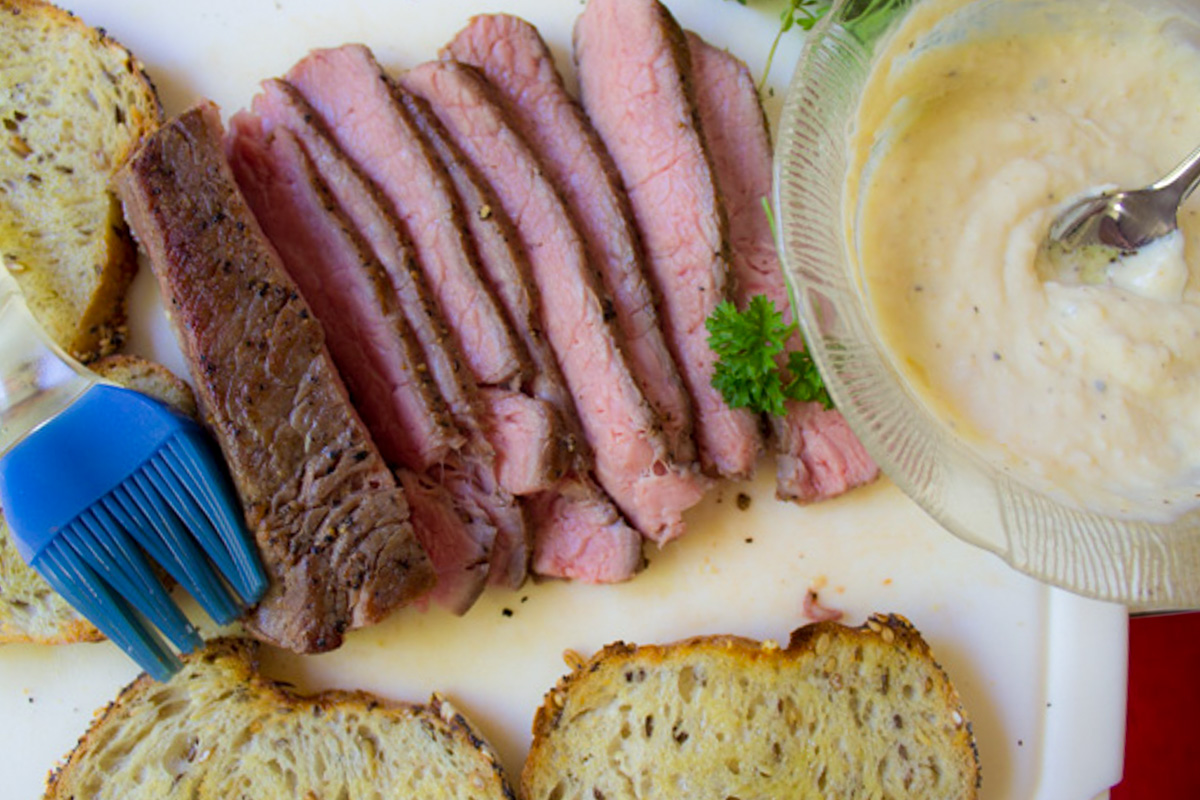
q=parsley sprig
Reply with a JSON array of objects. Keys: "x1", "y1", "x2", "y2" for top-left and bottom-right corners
[{"x1": 706, "y1": 295, "x2": 832, "y2": 417}]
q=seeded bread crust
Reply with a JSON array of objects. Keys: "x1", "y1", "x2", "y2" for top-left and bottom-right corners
[
  {"x1": 0, "y1": 0, "x2": 162, "y2": 362},
  {"x1": 44, "y1": 637, "x2": 519, "y2": 800},
  {"x1": 523, "y1": 614, "x2": 981, "y2": 800},
  {"x1": 0, "y1": 356, "x2": 195, "y2": 645}
]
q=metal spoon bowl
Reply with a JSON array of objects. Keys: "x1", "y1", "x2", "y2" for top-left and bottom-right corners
[{"x1": 1041, "y1": 144, "x2": 1200, "y2": 284}]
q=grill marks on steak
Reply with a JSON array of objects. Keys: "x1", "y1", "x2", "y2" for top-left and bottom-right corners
[
  {"x1": 226, "y1": 111, "x2": 503, "y2": 612},
  {"x1": 685, "y1": 32, "x2": 879, "y2": 503},
  {"x1": 237, "y1": 76, "x2": 531, "y2": 604},
  {"x1": 445, "y1": 14, "x2": 697, "y2": 466},
  {"x1": 114, "y1": 101, "x2": 434, "y2": 653},
  {"x1": 574, "y1": 0, "x2": 763, "y2": 480},
  {"x1": 399, "y1": 59, "x2": 710, "y2": 546}
]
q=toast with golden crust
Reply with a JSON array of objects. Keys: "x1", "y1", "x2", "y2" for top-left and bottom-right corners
[
  {"x1": 523, "y1": 614, "x2": 981, "y2": 799},
  {"x1": 0, "y1": 0, "x2": 161, "y2": 362},
  {"x1": 45, "y1": 637, "x2": 519, "y2": 800},
  {"x1": 0, "y1": 355, "x2": 195, "y2": 645}
]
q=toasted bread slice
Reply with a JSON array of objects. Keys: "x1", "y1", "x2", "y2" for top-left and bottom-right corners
[
  {"x1": 0, "y1": 0, "x2": 161, "y2": 361},
  {"x1": 0, "y1": 355, "x2": 194, "y2": 645},
  {"x1": 44, "y1": 637, "x2": 519, "y2": 800},
  {"x1": 523, "y1": 614, "x2": 980, "y2": 799}
]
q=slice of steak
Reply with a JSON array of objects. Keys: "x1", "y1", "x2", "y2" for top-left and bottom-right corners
[
  {"x1": 686, "y1": 31, "x2": 879, "y2": 503},
  {"x1": 114, "y1": 101, "x2": 434, "y2": 653},
  {"x1": 285, "y1": 44, "x2": 525, "y2": 391},
  {"x1": 226, "y1": 115, "x2": 496, "y2": 613},
  {"x1": 773, "y1": 401, "x2": 881, "y2": 503},
  {"x1": 523, "y1": 487, "x2": 644, "y2": 583},
  {"x1": 574, "y1": 0, "x2": 763, "y2": 479},
  {"x1": 251, "y1": 79, "x2": 469, "y2": 429},
  {"x1": 399, "y1": 60, "x2": 710, "y2": 545},
  {"x1": 285, "y1": 48, "x2": 556, "y2": 587},
  {"x1": 397, "y1": 469, "x2": 491, "y2": 612},
  {"x1": 397, "y1": 86, "x2": 577, "y2": 483},
  {"x1": 246, "y1": 76, "x2": 534, "y2": 590},
  {"x1": 400, "y1": 78, "x2": 645, "y2": 581},
  {"x1": 480, "y1": 387, "x2": 566, "y2": 496},
  {"x1": 445, "y1": 14, "x2": 697, "y2": 465},
  {"x1": 227, "y1": 113, "x2": 459, "y2": 473}
]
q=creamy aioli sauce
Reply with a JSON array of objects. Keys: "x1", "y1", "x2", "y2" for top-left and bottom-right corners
[{"x1": 848, "y1": 0, "x2": 1200, "y2": 520}]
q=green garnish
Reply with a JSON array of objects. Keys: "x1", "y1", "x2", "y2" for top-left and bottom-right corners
[
  {"x1": 730, "y1": 0, "x2": 833, "y2": 90},
  {"x1": 706, "y1": 294, "x2": 833, "y2": 417}
]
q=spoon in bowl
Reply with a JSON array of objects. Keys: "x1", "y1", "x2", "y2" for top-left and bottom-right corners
[{"x1": 1040, "y1": 144, "x2": 1200, "y2": 286}]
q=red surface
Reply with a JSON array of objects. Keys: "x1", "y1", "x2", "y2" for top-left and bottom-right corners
[{"x1": 1109, "y1": 611, "x2": 1200, "y2": 800}]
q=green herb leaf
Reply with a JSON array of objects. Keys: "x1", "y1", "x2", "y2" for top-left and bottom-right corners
[
  {"x1": 783, "y1": 348, "x2": 833, "y2": 409},
  {"x1": 727, "y1": 0, "x2": 832, "y2": 92},
  {"x1": 706, "y1": 294, "x2": 833, "y2": 417}
]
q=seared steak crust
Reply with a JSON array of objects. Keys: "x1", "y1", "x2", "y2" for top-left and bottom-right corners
[
  {"x1": 227, "y1": 113, "x2": 507, "y2": 613},
  {"x1": 115, "y1": 102, "x2": 434, "y2": 653},
  {"x1": 227, "y1": 116, "x2": 460, "y2": 472},
  {"x1": 240, "y1": 75, "x2": 531, "y2": 601}
]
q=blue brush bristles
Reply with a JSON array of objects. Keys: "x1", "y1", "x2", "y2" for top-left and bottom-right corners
[{"x1": 0, "y1": 385, "x2": 268, "y2": 682}]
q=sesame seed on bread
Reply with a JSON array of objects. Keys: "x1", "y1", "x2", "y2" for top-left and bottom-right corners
[
  {"x1": 44, "y1": 637, "x2": 519, "y2": 800},
  {"x1": 522, "y1": 614, "x2": 981, "y2": 799},
  {"x1": 0, "y1": 0, "x2": 161, "y2": 362}
]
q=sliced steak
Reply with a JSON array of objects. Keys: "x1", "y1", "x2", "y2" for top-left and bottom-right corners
[
  {"x1": 242, "y1": 76, "x2": 532, "y2": 595},
  {"x1": 285, "y1": 45, "x2": 525, "y2": 390},
  {"x1": 686, "y1": 31, "x2": 879, "y2": 502},
  {"x1": 574, "y1": 0, "x2": 763, "y2": 479},
  {"x1": 226, "y1": 114, "x2": 497, "y2": 612},
  {"x1": 524, "y1": 487, "x2": 643, "y2": 583},
  {"x1": 250, "y1": 79, "x2": 471, "y2": 430},
  {"x1": 400, "y1": 76, "x2": 644, "y2": 580},
  {"x1": 396, "y1": 86, "x2": 577, "y2": 481},
  {"x1": 396, "y1": 469, "x2": 491, "y2": 612},
  {"x1": 445, "y1": 14, "x2": 697, "y2": 464},
  {"x1": 773, "y1": 401, "x2": 881, "y2": 503},
  {"x1": 399, "y1": 59, "x2": 710, "y2": 545},
  {"x1": 226, "y1": 114, "x2": 459, "y2": 472},
  {"x1": 480, "y1": 387, "x2": 566, "y2": 495},
  {"x1": 114, "y1": 101, "x2": 434, "y2": 652}
]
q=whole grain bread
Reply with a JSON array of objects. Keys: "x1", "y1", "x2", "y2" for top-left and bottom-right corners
[
  {"x1": 0, "y1": 355, "x2": 195, "y2": 645},
  {"x1": 0, "y1": 0, "x2": 161, "y2": 362},
  {"x1": 44, "y1": 637, "x2": 519, "y2": 800},
  {"x1": 522, "y1": 614, "x2": 980, "y2": 799}
]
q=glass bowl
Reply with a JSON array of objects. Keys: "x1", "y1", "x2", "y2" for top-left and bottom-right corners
[{"x1": 773, "y1": 0, "x2": 1200, "y2": 611}]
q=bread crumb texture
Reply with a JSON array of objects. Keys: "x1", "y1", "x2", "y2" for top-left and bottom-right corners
[
  {"x1": 523, "y1": 614, "x2": 981, "y2": 800},
  {"x1": 0, "y1": 0, "x2": 161, "y2": 361},
  {"x1": 44, "y1": 638, "x2": 519, "y2": 800}
]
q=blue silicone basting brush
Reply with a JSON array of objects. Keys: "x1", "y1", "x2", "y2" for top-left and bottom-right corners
[{"x1": 0, "y1": 264, "x2": 268, "y2": 680}]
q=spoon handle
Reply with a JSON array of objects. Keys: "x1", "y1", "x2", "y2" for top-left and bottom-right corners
[{"x1": 1150, "y1": 144, "x2": 1200, "y2": 207}]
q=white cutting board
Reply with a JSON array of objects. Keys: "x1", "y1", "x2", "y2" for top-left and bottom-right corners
[{"x1": 0, "y1": 2, "x2": 1127, "y2": 798}]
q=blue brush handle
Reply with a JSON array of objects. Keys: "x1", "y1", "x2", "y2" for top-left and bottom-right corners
[
  {"x1": 0, "y1": 384, "x2": 198, "y2": 563},
  {"x1": 0, "y1": 264, "x2": 97, "y2": 456}
]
